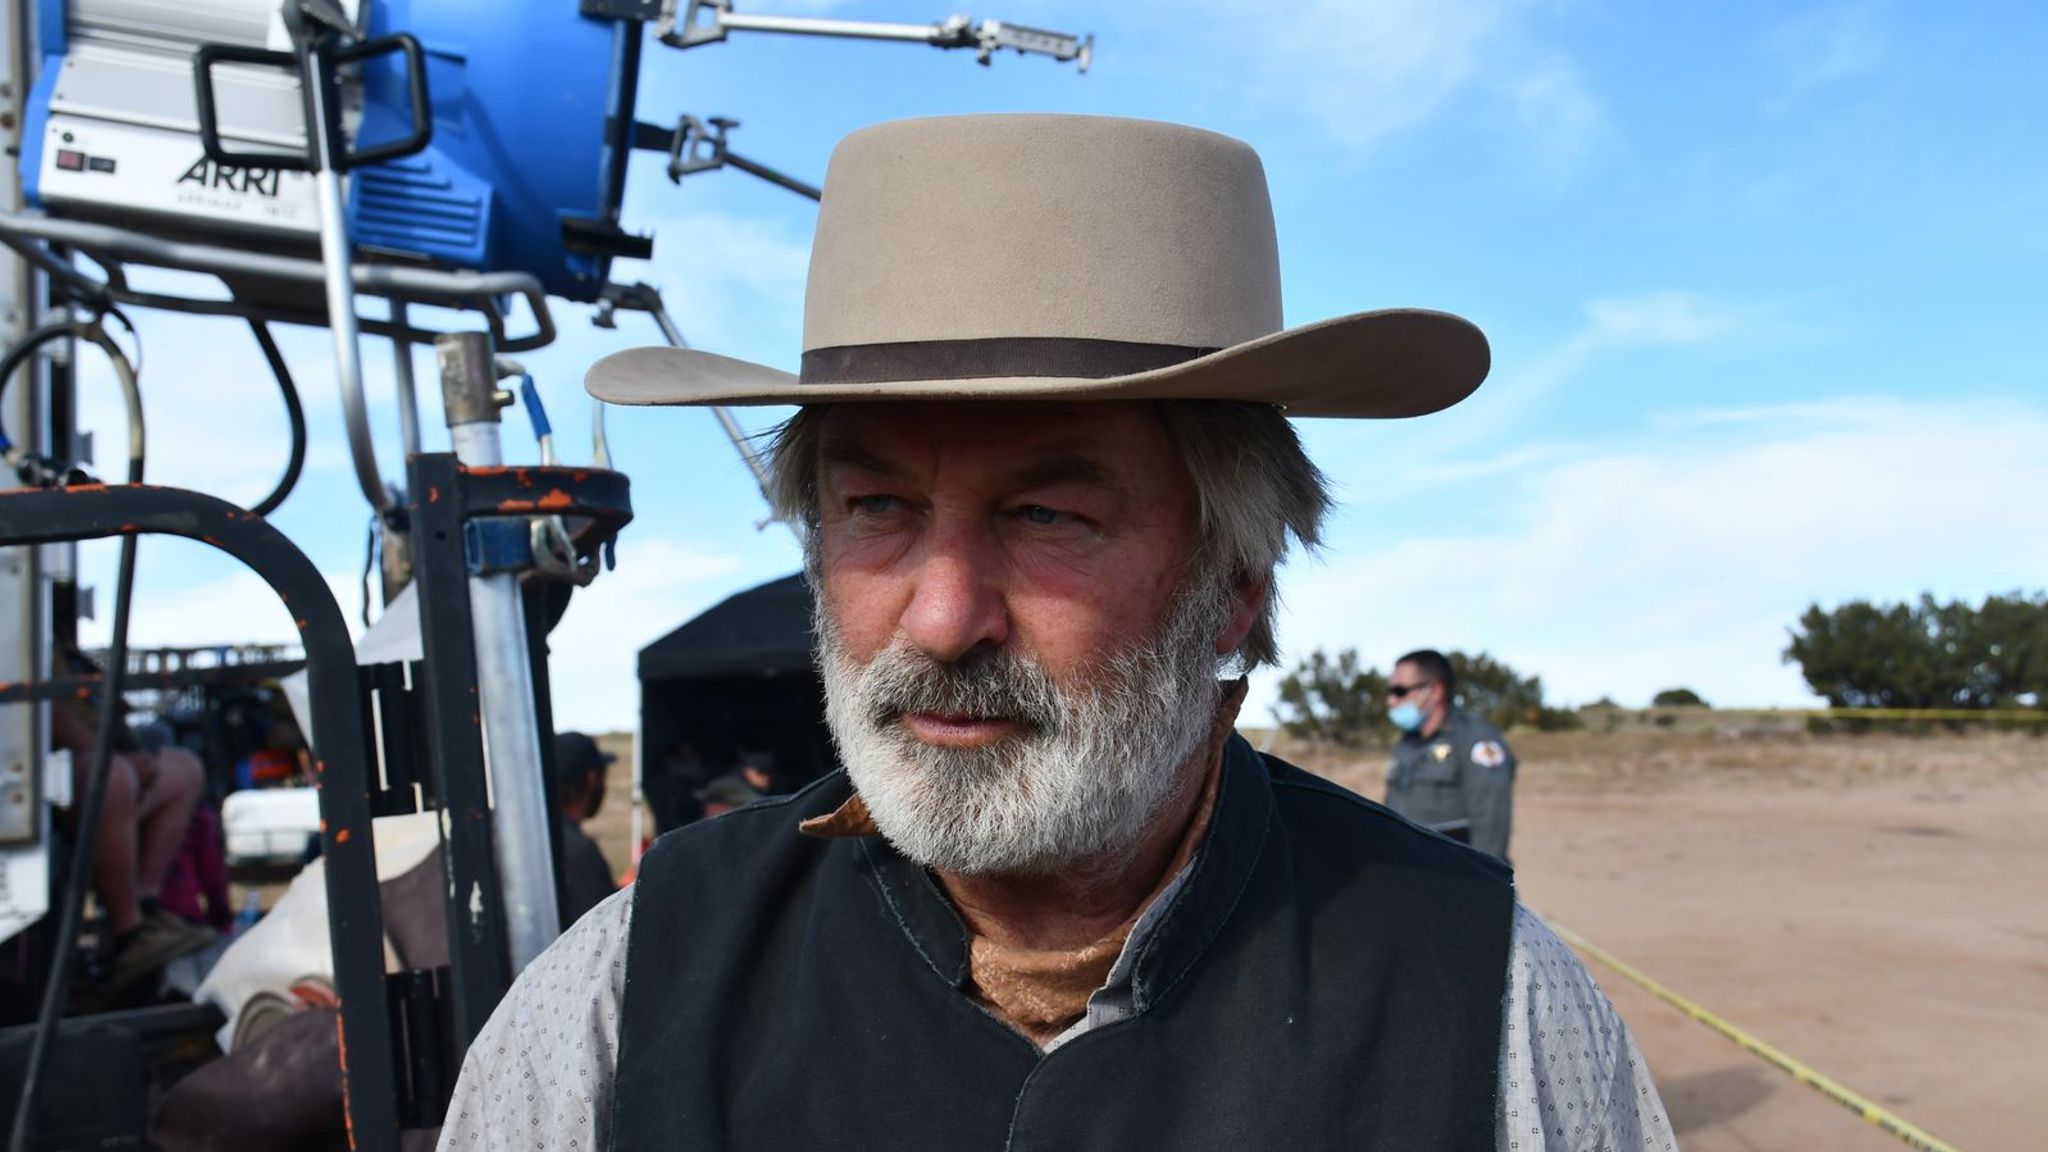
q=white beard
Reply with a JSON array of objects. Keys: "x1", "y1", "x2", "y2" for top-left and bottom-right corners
[{"x1": 817, "y1": 577, "x2": 1233, "y2": 876}]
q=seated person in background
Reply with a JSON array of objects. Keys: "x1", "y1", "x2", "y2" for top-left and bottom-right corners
[
  {"x1": 51, "y1": 701, "x2": 215, "y2": 987},
  {"x1": 652, "y1": 740, "x2": 708, "y2": 832},
  {"x1": 554, "y1": 731, "x2": 619, "y2": 926},
  {"x1": 238, "y1": 717, "x2": 311, "y2": 789},
  {"x1": 131, "y1": 723, "x2": 232, "y2": 933},
  {"x1": 159, "y1": 806, "x2": 231, "y2": 932},
  {"x1": 738, "y1": 751, "x2": 780, "y2": 796},
  {"x1": 694, "y1": 774, "x2": 764, "y2": 819}
]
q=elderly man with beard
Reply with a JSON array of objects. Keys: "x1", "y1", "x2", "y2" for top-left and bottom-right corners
[{"x1": 439, "y1": 115, "x2": 1672, "y2": 1152}]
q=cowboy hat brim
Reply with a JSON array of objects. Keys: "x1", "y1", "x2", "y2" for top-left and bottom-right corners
[{"x1": 584, "y1": 308, "x2": 1488, "y2": 420}]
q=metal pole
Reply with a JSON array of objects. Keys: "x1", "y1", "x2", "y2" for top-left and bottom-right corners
[
  {"x1": 391, "y1": 300, "x2": 422, "y2": 458},
  {"x1": 713, "y1": 12, "x2": 956, "y2": 42},
  {"x1": 435, "y1": 332, "x2": 560, "y2": 972},
  {"x1": 721, "y1": 150, "x2": 822, "y2": 201},
  {"x1": 382, "y1": 305, "x2": 422, "y2": 604},
  {"x1": 302, "y1": 44, "x2": 391, "y2": 513},
  {"x1": 0, "y1": 0, "x2": 51, "y2": 944}
]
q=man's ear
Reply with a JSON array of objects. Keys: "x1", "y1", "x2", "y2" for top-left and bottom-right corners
[{"x1": 1214, "y1": 571, "x2": 1269, "y2": 657}]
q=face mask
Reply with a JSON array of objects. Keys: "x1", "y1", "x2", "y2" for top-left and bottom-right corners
[{"x1": 1389, "y1": 702, "x2": 1425, "y2": 732}]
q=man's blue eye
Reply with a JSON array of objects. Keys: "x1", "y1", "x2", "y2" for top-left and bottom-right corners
[{"x1": 1019, "y1": 505, "x2": 1062, "y2": 525}]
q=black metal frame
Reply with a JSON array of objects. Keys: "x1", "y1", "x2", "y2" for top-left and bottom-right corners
[
  {"x1": 0, "y1": 456, "x2": 630, "y2": 1144},
  {"x1": 405, "y1": 453, "x2": 510, "y2": 1051},
  {"x1": 0, "y1": 483, "x2": 400, "y2": 1147},
  {"x1": 0, "y1": 660, "x2": 305, "y2": 705}
]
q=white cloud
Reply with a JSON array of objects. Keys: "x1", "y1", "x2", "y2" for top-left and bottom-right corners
[
  {"x1": 1515, "y1": 291, "x2": 1743, "y2": 399},
  {"x1": 542, "y1": 536, "x2": 750, "y2": 731},
  {"x1": 1767, "y1": 5, "x2": 1887, "y2": 97},
  {"x1": 1370, "y1": 290, "x2": 1750, "y2": 475},
  {"x1": 1239, "y1": 0, "x2": 1604, "y2": 168},
  {"x1": 1498, "y1": 52, "x2": 1605, "y2": 177},
  {"x1": 1257, "y1": 395, "x2": 2048, "y2": 716},
  {"x1": 1579, "y1": 291, "x2": 1744, "y2": 346},
  {"x1": 1408, "y1": 441, "x2": 1576, "y2": 486},
  {"x1": 76, "y1": 554, "x2": 364, "y2": 651},
  {"x1": 615, "y1": 210, "x2": 812, "y2": 370}
]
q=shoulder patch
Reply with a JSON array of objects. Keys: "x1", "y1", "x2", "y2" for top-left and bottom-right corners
[
  {"x1": 1431, "y1": 743, "x2": 1452, "y2": 761},
  {"x1": 1470, "y1": 740, "x2": 1508, "y2": 768}
]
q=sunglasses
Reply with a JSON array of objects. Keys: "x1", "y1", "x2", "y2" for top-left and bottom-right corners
[{"x1": 1385, "y1": 682, "x2": 1434, "y2": 699}]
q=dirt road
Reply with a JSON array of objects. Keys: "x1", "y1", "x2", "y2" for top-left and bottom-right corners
[{"x1": 1319, "y1": 731, "x2": 2048, "y2": 1152}]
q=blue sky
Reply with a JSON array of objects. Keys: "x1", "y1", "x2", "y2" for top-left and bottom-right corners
[{"x1": 72, "y1": 0, "x2": 2048, "y2": 731}]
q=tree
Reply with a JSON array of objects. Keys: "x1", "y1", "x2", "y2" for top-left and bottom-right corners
[
  {"x1": 1651, "y1": 688, "x2": 1709, "y2": 708},
  {"x1": 1784, "y1": 592, "x2": 2048, "y2": 710},
  {"x1": 1271, "y1": 649, "x2": 1388, "y2": 745},
  {"x1": 1271, "y1": 647, "x2": 1580, "y2": 741},
  {"x1": 1947, "y1": 593, "x2": 2048, "y2": 707},
  {"x1": 1448, "y1": 650, "x2": 1582, "y2": 731},
  {"x1": 1447, "y1": 651, "x2": 1539, "y2": 730}
]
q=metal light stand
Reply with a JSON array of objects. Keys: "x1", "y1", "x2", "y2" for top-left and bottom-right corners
[{"x1": 432, "y1": 333, "x2": 561, "y2": 974}]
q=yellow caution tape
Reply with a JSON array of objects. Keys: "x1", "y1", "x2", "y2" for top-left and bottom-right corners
[
  {"x1": 1543, "y1": 918, "x2": 1965, "y2": 1152},
  {"x1": 1813, "y1": 708, "x2": 2046, "y2": 721},
  {"x1": 1635, "y1": 706, "x2": 2048, "y2": 722}
]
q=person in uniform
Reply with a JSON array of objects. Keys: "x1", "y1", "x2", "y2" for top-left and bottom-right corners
[
  {"x1": 552, "y1": 731, "x2": 619, "y2": 925},
  {"x1": 1384, "y1": 648, "x2": 1518, "y2": 862},
  {"x1": 437, "y1": 114, "x2": 1669, "y2": 1152}
]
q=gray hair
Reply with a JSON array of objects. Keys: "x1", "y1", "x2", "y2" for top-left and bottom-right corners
[{"x1": 763, "y1": 400, "x2": 1330, "y2": 669}]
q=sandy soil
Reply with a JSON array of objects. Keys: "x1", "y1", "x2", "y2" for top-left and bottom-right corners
[
  {"x1": 1309, "y1": 730, "x2": 2048, "y2": 1152},
  {"x1": 588, "y1": 731, "x2": 638, "y2": 877},
  {"x1": 217, "y1": 721, "x2": 2047, "y2": 1152}
]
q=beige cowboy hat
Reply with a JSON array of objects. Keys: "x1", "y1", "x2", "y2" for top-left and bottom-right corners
[{"x1": 586, "y1": 114, "x2": 1488, "y2": 418}]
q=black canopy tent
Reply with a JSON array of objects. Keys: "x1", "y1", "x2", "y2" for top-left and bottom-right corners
[{"x1": 636, "y1": 574, "x2": 835, "y2": 831}]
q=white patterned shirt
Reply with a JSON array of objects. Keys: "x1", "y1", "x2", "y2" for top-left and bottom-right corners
[{"x1": 438, "y1": 888, "x2": 1672, "y2": 1151}]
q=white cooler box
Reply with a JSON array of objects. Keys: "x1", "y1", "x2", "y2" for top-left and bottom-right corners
[{"x1": 222, "y1": 787, "x2": 323, "y2": 866}]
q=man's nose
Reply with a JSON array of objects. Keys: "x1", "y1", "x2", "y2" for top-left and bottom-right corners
[{"x1": 898, "y1": 521, "x2": 1009, "y2": 663}]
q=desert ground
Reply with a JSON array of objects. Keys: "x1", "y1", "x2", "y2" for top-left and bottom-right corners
[
  {"x1": 1304, "y1": 727, "x2": 2047, "y2": 1152},
  {"x1": 585, "y1": 726, "x2": 2045, "y2": 1151}
]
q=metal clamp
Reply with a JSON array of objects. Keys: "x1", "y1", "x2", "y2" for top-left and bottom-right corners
[
  {"x1": 655, "y1": 0, "x2": 1092, "y2": 71},
  {"x1": 665, "y1": 114, "x2": 733, "y2": 181},
  {"x1": 528, "y1": 516, "x2": 598, "y2": 585},
  {"x1": 638, "y1": 115, "x2": 821, "y2": 201}
]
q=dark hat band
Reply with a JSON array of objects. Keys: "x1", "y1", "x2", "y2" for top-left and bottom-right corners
[{"x1": 800, "y1": 336, "x2": 1220, "y2": 385}]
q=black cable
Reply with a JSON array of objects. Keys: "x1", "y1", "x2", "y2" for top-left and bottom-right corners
[
  {"x1": 0, "y1": 320, "x2": 90, "y2": 468},
  {"x1": 362, "y1": 513, "x2": 378, "y2": 628},
  {"x1": 95, "y1": 306, "x2": 141, "y2": 384},
  {"x1": 7, "y1": 518, "x2": 139, "y2": 1152},
  {"x1": 245, "y1": 321, "x2": 307, "y2": 518},
  {"x1": 0, "y1": 316, "x2": 143, "y2": 485},
  {"x1": 4, "y1": 311, "x2": 144, "y2": 1149}
]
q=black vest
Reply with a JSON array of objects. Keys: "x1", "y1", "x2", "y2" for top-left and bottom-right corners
[{"x1": 613, "y1": 736, "x2": 1514, "y2": 1151}]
